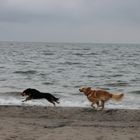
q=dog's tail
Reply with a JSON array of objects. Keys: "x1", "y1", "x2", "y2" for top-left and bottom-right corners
[{"x1": 111, "y1": 93, "x2": 124, "y2": 101}]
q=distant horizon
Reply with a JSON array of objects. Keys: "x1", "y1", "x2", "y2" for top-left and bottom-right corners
[{"x1": 0, "y1": 40, "x2": 140, "y2": 45}]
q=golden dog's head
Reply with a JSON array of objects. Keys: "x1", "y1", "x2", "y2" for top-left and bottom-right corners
[{"x1": 79, "y1": 87, "x2": 92, "y2": 96}]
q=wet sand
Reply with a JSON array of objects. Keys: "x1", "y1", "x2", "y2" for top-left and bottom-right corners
[{"x1": 0, "y1": 105, "x2": 139, "y2": 140}]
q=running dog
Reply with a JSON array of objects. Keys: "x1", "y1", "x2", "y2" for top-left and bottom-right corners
[
  {"x1": 21, "y1": 88, "x2": 59, "y2": 106},
  {"x1": 79, "y1": 87, "x2": 124, "y2": 110}
]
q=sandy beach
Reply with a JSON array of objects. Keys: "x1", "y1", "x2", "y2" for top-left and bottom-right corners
[{"x1": 0, "y1": 106, "x2": 139, "y2": 140}]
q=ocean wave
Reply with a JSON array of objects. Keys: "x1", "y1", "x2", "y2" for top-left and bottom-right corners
[
  {"x1": 14, "y1": 70, "x2": 37, "y2": 75},
  {"x1": 43, "y1": 52, "x2": 54, "y2": 56},
  {"x1": 0, "y1": 92, "x2": 20, "y2": 96},
  {"x1": 59, "y1": 61, "x2": 84, "y2": 65},
  {"x1": 129, "y1": 90, "x2": 140, "y2": 94},
  {"x1": 0, "y1": 78, "x2": 6, "y2": 81},
  {"x1": 42, "y1": 82, "x2": 54, "y2": 85},
  {"x1": 72, "y1": 52, "x2": 99, "y2": 56},
  {"x1": 72, "y1": 53, "x2": 85, "y2": 56},
  {"x1": 104, "y1": 81, "x2": 129, "y2": 87}
]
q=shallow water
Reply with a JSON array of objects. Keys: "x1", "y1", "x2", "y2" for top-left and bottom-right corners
[{"x1": 0, "y1": 42, "x2": 140, "y2": 109}]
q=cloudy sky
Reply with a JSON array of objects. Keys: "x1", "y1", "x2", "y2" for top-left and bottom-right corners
[{"x1": 0, "y1": 0, "x2": 140, "y2": 43}]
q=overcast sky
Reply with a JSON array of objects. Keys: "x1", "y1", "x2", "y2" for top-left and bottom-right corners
[{"x1": 0, "y1": 0, "x2": 140, "y2": 43}]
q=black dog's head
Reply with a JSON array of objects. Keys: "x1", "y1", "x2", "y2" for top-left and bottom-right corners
[
  {"x1": 21, "y1": 88, "x2": 32, "y2": 96},
  {"x1": 21, "y1": 88, "x2": 40, "y2": 96}
]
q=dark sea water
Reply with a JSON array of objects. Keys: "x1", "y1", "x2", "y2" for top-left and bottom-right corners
[{"x1": 0, "y1": 42, "x2": 140, "y2": 109}]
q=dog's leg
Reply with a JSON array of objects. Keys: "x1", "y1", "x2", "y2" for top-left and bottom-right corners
[
  {"x1": 101, "y1": 100, "x2": 105, "y2": 110},
  {"x1": 47, "y1": 100, "x2": 56, "y2": 106},
  {"x1": 91, "y1": 100, "x2": 98, "y2": 109},
  {"x1": 96, "y1": 101, "x2": 100, "y2": 109},
  {"x1": 91, "y1": 103, "x2": 96, "y2": 109},
  {"x1": 22, "y1": 96, "x2": 32, "y2": 102},
  {"x1": 52, "y1": 102, "x2": 56, "y2": 106},
  {"x1": 98, "y1": 101, "x2": 102, "y2": 107}
]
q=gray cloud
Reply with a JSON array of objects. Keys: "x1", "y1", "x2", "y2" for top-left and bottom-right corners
[{"x1": 0, "y1": 0, "x2": 140, "y2": 43}]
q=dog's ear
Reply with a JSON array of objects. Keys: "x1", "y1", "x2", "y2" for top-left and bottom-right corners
[{"x1": 86, "y1": 87, "x2": 91, "y2": 91}]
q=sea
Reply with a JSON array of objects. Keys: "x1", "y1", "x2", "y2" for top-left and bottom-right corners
[{"x1": 0, "y1": 41, "x2": 140, "y2": 109}]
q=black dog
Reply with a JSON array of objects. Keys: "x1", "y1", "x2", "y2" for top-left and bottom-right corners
[{"x1": 21, "y1": 88, "x2": 59, "y2": 106}]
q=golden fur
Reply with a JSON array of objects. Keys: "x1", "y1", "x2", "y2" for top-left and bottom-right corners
[{"x1": 79, "y1": 87, "x2": 124, "y2": 110}]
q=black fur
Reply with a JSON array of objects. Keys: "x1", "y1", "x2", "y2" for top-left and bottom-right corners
[{"x1": 21, "y1": 88, "x2": 59, "y2": 106}]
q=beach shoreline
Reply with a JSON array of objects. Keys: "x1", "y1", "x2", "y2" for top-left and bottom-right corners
[{"x1": 0, "y1": 105, "x2": 139, "y2": 140}]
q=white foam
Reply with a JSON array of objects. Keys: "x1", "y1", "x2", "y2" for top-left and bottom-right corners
[{"x1": 0, "y1": 93, "x2": 139, "y2": 109}]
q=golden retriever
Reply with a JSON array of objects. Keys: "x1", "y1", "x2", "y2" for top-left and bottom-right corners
[{"x1": 79, "y1": 87, "x2": 124, "y2": 110}]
